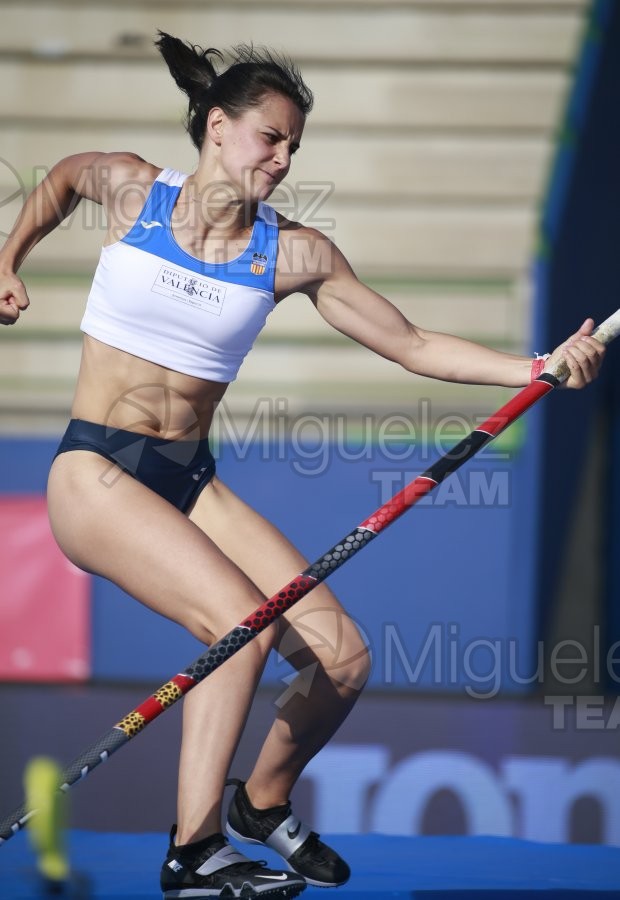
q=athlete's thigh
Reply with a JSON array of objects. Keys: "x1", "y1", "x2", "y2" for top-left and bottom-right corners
[
  {"x1": 47, "y1": 451, "x2": 267, "y2": 642},
  {"x1": 189, "y1": 476, "x2": 369, "y2": 682}
]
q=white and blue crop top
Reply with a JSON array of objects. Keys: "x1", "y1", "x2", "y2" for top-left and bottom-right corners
[{"x1": 80, "y1": 168, "x2": 279, "y2": 382}]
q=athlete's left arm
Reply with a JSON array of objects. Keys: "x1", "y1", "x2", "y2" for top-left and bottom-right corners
[{"x1": 305, "y1": 233, "x2": 605, "y2": 390}]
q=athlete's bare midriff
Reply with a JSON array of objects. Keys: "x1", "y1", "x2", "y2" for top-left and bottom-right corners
[{"x1": 71, "y1": 335, "x2": 229, "y2": 440}]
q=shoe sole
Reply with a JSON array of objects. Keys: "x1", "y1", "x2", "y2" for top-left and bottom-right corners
[
  {"x1": 226, "y1": 824, "x2": 348, "y2": 889},
  {"x1": 162, "y1": 884, "x2": 306, "y2": 899}
]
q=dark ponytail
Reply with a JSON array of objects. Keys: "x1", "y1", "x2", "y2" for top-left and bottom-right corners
[{"x1": 155, "y1": 31, "x2": 313, "y2": 152}]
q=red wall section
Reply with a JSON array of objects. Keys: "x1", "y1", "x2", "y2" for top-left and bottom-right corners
[{"x1": 0, "y1": 497, "x2": 90, "y2": 681}]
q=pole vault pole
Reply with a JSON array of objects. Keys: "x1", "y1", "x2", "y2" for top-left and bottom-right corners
[{"x1": 2, "y1": 309, "x2": 619, "y2": 845}]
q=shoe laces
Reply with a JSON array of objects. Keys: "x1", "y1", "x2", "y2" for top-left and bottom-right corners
[
  {"x1": 295, "y1": 830, "x2": 330, "y2": 863},
  {"x1": 229, "y1": 779, "x2": 291, "y2": 835},
  {"x1": 257, "y1": 801, "x2": 292, "y2": 833}
]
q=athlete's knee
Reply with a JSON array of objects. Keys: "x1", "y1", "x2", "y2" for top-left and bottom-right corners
[
  {"x1": 327, "y1": 634, "x2": 371, "y2": 694},
  {"x1": 278, "y1": 609, "x2": 371, "y2": 695}
]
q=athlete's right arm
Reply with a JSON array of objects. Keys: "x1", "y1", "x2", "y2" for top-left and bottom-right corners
[{"x1": 0, "y1": 151, "x2": 153, "y2": 325}]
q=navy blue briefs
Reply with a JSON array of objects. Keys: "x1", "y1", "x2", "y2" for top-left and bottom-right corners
[{"x1": 55, "y1": 418, "x2": 216, "y2": 512}]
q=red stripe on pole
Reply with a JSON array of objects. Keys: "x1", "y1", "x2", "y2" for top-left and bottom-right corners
[
  {"x1": 241, "y1": 576, "x2": 317, "y2": 630},
  {"x1": 134, "y1": 696, "x2": 162, "y2": 724},
  {"x1": 133, "y1": 674, "x2": 196, "y2": 725},
  {"x1": 477, "y1": 379, "x2": 554, "y2": 438},
  {"x1": 171, "y1": 673, "x2": 196, "y2": 694},
  {"x1": 361, "y1": 477, "x2": 437, "y2": 533}
]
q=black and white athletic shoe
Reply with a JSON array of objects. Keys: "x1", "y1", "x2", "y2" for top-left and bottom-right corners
[
  {"x1": 226, "y1": 779, "x2": 350, "y2": 888},
  {"x1": 160, "y1": 827, "x2": 306, "y2": 898}
]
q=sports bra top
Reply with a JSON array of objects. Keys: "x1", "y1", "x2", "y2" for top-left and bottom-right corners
[{"x1": 80, "y1": 167, "x2": 279, "y2": 382}]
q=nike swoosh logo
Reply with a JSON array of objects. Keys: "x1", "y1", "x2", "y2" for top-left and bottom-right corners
[
  {"x1": 140, "y1": 220, "x2": 163, "y2": 229},
  {"x1": 287, "y1": 821, "x2": 301, "y2": 839},
  {"x1": 256, "y1": 874, "x2": 289, "y2": 881}
]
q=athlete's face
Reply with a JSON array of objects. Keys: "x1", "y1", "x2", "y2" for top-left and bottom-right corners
[{"x1": 214, "y1": 93, "x2": 305, "y2": 201}]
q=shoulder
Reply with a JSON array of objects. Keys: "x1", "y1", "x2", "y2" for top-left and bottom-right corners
[
  {"x1": 58, "y1": 151, "x2": 159, "y2": 189},
  {"x1": 274, "y1": 213, "x2": 348, "y2": 296},
  {"x1": 90, "y1": 153, "x2": 161, "y2": 231},
  {"x1": 55, "y1": 151, "x2": 161, "y2": 207},
  {"x1": 276, "y1": 214, "x2": 340, "y2": 274},
  {"x1": 96, "y1": 152, "x2": 161, "y2": 197},
  {"x1": 69, "y1": 152, "x2": 165, "y2": 240}
]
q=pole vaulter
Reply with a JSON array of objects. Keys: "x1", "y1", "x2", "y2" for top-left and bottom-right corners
[{"x1": 2, "y1": 308, "x2": 619, "y2": 845}]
